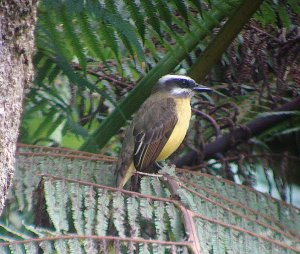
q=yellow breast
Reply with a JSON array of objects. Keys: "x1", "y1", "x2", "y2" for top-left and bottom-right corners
[{"x1": 157, "y1": 98, "x2": 191, "y2": 161}]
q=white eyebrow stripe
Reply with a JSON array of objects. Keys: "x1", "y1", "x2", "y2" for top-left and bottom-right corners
[
  {"x1": 158, "y1": 74, "x2": 194, "y2": 83},
  {"x1": 170, "y1": 87, "x2": 191, "y2": 96}
]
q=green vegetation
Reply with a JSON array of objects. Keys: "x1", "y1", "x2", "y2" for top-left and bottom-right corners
[{"x1": 2, "y1": 0, "x2": 299, "y2": 252}]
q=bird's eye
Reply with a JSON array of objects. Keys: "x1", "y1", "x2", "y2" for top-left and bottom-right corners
[{"x1": 183, "y1": 80, "x2": 189, "y2": 87}]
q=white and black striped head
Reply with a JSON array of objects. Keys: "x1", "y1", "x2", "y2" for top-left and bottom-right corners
[{"x1": 153, "y1": 74, "x2": 211, "y2": 97}]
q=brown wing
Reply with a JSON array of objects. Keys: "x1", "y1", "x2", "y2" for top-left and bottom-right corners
[
  {"x1": 114, "y1": 123, "x2": 135, "y2": 187},
  {"x1": 132, "y1": 97, "x2": 178, "y2": 171}
]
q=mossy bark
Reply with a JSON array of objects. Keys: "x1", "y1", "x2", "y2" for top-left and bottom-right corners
[{"x1": 0, "y1": 0, "x2": 37, "y2": 214}]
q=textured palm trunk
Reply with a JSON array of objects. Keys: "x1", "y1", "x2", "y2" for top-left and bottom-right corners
[{"x1": 0, "y1": 0, "x2": 37, "y2": 214}]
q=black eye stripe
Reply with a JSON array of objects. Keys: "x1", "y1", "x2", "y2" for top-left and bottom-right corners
[{"x1": 166, "y1": 79, "x2": 194, "y2": 86}]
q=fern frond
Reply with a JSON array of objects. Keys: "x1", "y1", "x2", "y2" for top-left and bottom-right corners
[
  {"x1": 31, "y1": 109, "x2": 58, "y2": 141},
  {"x1": 65, "y1": 117, "x2": 90, "y2": 138},
  {"x1": 67, "y1": 238, "x2": 83, "y2": 254},
  {"x1": 38, "y1": 9, "x2": 72, "y2": 61},
  {"x1": 140, "y1": 197, "x2": 153, "y2": 221},
  {"x1": 83, "y1": 186, "x2": 96, "y2": 235},
  {"x1": 177, "y1": 188, "x2": 197, "y2": 211},
  {"x1": 48, "y1": 65, "x2": 61, "y2": 83},
  {"x1": 141, "y1": 1, "x2": 161, "y2": 36},
  {"x1": 150, "y1": 177, "x2": 166, "y2": 198},
  {"x1": 172, "y1": 0, "x2": 189, "y2": 25},
  {"x1": 127, "y1": 197, "x2": 140, "y2": 237},
  {"x1": 44, "y1": 180, "x2": 69, "y2": 232},
  {"x1": 287, "y1": 0, "x2": 300, "y2": 16},
  {"x1": 96, "y1": 189, "x2": 110, "y2": 236},
  {"x1": 101, "y1": 9, "x2": 145, "y2": 62},
  {"x1": 82, "y1": 0, "x2": 239, "y2": 151},
  {"x1": 98, "y1": 21, "x2": 120, "y2": 60},
  {"x1": 154, "y1": 0, "x2": 173, "y2": 28},
  {"x1": 1, "y1": 146, "x2": 300, "y2": 253},
  {"x1": 78, "y1": 10, "x2": 106, "y2": 62},
  {"x1": 54, "y1": 239, "x2": 67, "y2": 253},
  {"x1": 35, "y1": 58, "x2": 56, "y2": 85},
  {"x1": 255, "y1": 2, "x2": 276, "y2": 26},
  {"x1": 59, "y1": 6, "x2": 87, "y2": 71},
  {"x1": 138, "y1": 243, "x2": 151, "y2": 254},
  {"x1": 104, "y1": 0, "x2": 117, "y2": 13},
  {"x1": 166, "y1": 203, "x2": 184, "y2": 241},
  {"x1": 9, "y1": 244, "x2": 25, "y2": 253},
  {"x1": 140, "y1": 177, "x2": 154, "y2": 196},
  {"x1": 190, "y1": 0, "x2": 203, "y2": 14},
  {"x1": 153, "y1": 201, "x2": 167, "y2": 240},
  {"x1": 112, "y1": 192, "x2": 126, "y2": 237},
  {"x1": 277, "y1": 5, "x2": 292, "y2": 29},
  {"x1": 39, "y1": 241, "x2": 55, "y2": 253},
  {"x1": 45, "y1": 115, "x2": 65, "y2": 138},
  {"x1": 124, "y1": 0, "x2": 146, "y2": 41},
  {"x1": 69, "y1": 183, "x2": 84, "y2": 234}
]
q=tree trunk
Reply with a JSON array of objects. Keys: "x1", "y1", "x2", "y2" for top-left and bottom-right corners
[{"x1": 0, "y1": 0, "x2": 37, "y2": 214}]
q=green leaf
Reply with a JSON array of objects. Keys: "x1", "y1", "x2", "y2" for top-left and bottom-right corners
[
  {"x1": 124, "y1": 0, "x2": 146, "y2": 40},
  {"x1": 95, "y1": 8, "x2": 145, "y2": 62},
  {"x1": 59, "y1": 6, "x2": 87, "y2": 71},
  {"x1": 112, "y1": 192, "x2": 126, "y2": 237},
  {"x1": 78, "y1": 10, "x2": 106, "y2": 62},
  {"x1": 35, "y1": 57, "x2": 56, "y2": 85},
  {"x1": 96, "y1": 189, "x2": 110, "y2": 236},
  {"x1": 81, "y1": 1, "x2": 237, "y2": 151},
  {"x1": 190, "y1": 0, "x2": 203, "y2": 15},
  {"x1": 141, "y1": 1, "x2": 161, "y2": 36},
  {"x1": 154, "y1": 0, "x2": 173, "y2": 28},
  {"x1": 172, "y1": 0, "x2": 189, "y2": 26},
  {"x1": 31, "y1": 109, "x2": 58, "y2": 140},
  {"x1": 98, "y1": 21, "x2": 120, "y2": 60},
  {"x1": 277, "y1": 4, "x2": 292, "y2": 29},
  {"x1": 287, "y1": 0, "x2": 300, "y2": 16}
]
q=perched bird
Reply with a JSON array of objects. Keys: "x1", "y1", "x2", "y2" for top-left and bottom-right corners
[{"x1": 115, "y1": 74, "x2": 211, "y2": 188}]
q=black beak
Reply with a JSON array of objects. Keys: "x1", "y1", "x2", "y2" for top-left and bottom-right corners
[{"x1": 193, "y1": 85, "x2": 212, "y2": 92}]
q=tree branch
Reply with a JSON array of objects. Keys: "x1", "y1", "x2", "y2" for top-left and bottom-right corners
[{"x1": 176, "y1": 96, "x2": 300, "y2": 167}]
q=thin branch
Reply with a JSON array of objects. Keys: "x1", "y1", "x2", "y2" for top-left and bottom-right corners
[
  {"x1": 192, "y1": 108, "x2": 221, "y2": 137},
  {"x1": 17, "y1": 143, "x2": 110, "y2": 158},
  {"x1": 160, "y1": 174, "x2": 181, "y2": 200},
  {"x1": 72, "y1": 63, "x2": 134, "y2": 88},
  {"x1": 134, "y1": 171, "x2": 163, "y2": 178},
  {"x1": 0, "y1": 234, "x2": 191, "y2": 247},
  {"x1": 17, "y1": 151, "x2": 115, "y2": 162},
  {"x1": 248, "y1": 24, "x2": 281, "y2": 42},
  {"x1": 177, "y1": 206, "x2": 202, "y2": 254},
  {"x1": 186, "y1": 152, "x2": 300, "y2": 171},
  {"x1": 39, "y1": 173, "x2": 178, "y2": 204},
  {"x1": 176, "y1": 96, "x2": 300, "y2": 167}
]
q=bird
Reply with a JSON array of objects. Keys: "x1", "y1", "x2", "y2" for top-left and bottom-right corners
[{"x1": 115, "y1": 74, "x2": 211, "y2": 188}]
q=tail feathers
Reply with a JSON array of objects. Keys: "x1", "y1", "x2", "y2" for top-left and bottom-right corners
[{"x1": 116, "y1": 162, "x2": 136, "y2": 189}]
